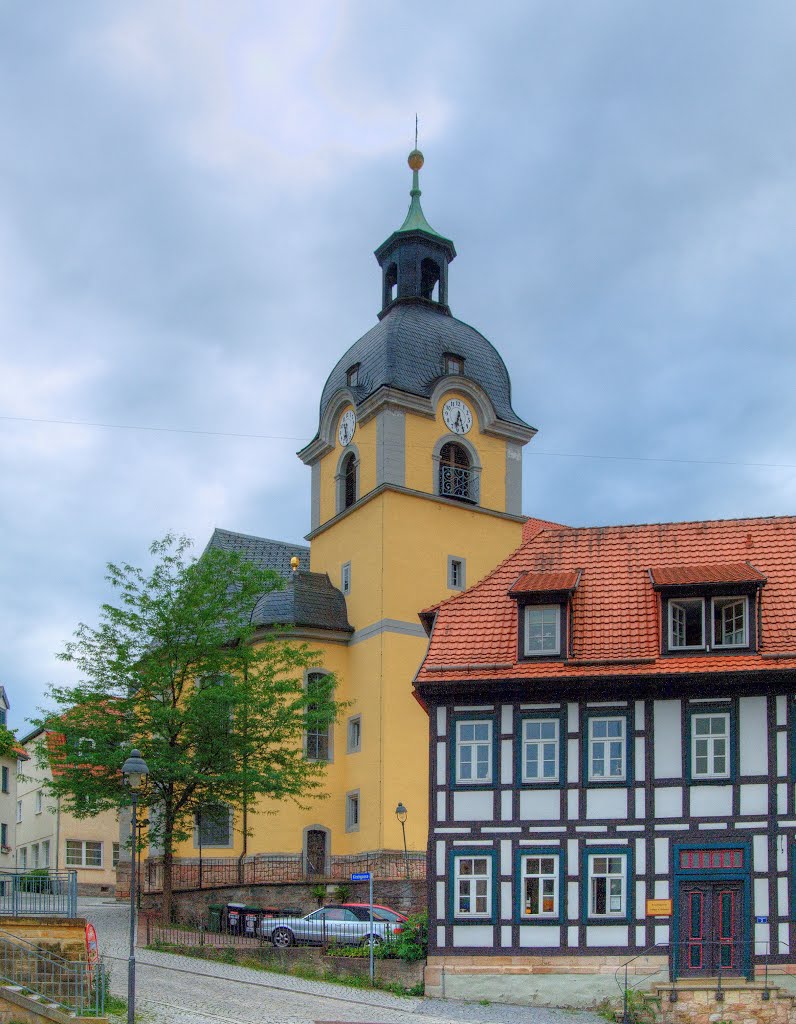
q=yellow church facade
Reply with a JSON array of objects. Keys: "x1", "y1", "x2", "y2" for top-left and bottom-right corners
[{"x1": 176, "y1": 152, "x2": 535, "y2": 873}]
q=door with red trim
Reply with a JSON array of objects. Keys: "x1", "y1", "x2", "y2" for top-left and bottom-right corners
[{"x1": 678, "y1": 881, "x2": 744, "y2": 976}]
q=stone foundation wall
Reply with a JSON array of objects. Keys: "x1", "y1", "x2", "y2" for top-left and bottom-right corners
[
  {"x1": 0, "y1": 918, "x2": 88, "y2": 960},
  {"x1": 139, "y1": 879, "x2": 426, "y2": 923},
  {"x1": 652, "y1": 981, "x2": 796, "y2": 1024},
  {"x1": 424, "y1": 954, "x2": 668, "y2": 1008}
]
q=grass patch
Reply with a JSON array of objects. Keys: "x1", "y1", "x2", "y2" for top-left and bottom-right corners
[
  {"x1": 146, "y1": 943, "x2": 423, "y2": 997},
  {"x1": 104, "y1": 994, "x2": 128, "y2": 1016}
]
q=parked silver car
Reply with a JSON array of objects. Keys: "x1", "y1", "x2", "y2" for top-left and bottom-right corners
[{"x1": 259, "y1": 905, "x2": 400, "y2": 948}]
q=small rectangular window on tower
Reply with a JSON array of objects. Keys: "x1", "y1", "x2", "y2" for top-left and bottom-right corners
[
  {"x1": 448, "y1": 556, "x2": 466, "y2": 591},
  {"x1": 341, "y1": 561, "x2": 351, "y2": 595},
  {"x1": 444, "y1": 353, "x2": 464, "y2": 375},
  {"x1": 346, "y1": 364, "x2": 360, "y2": 387},
  {"x1": 345, "y1": 790, "x2": 360, "y2": 832}
]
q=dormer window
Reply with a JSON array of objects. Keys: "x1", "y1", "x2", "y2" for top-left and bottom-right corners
[
  {"x1": 444, "y1": 353, "x2": 464, "y2": 376},
  {"x1": 651, "y1": 562, "x2": 763, "y2": 655},
  {"x1": 509, "y1": 570, "x2": 581, "y2": 662},
  {"x1": 346, "y1": 364, "x2": 360, "y2": 388}
]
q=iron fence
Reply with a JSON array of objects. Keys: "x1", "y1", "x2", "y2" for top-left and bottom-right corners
[
  {"x1": 0, "y1": 927, "x2": 105, "y2": 1016},
  {"x1": 0, "y1": 871, "x2": 77, "y2": 917},
  {"x1": 148, "y1": 914, "x2": 405, "y2": 950},
  {"x1": 143, "y1": 851, "x2": 425, "y2": 892}
]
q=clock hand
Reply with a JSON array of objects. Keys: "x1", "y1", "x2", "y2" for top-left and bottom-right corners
[{"x1": 455, "y1": 412, "x2": 463, "y2": 431}]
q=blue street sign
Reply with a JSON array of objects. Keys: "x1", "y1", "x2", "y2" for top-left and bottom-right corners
[
  {"x1": 351, "y1": 871, "x2": 371, "y2": 881},
  {"x1": 756, "y1": 916, "x2": 768, "y2": 924}
]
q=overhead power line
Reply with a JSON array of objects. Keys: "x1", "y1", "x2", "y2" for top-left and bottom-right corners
[{"x1": 1, "y1": 413, "x2": 795, "y2": 471}]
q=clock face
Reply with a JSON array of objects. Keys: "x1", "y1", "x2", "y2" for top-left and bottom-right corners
[
  {"x1": 338, "y1": 409, "x2": 356, "y2": 447},
  {"x1": 442, "y1": 398, "x2": 473, "y2": 435}
]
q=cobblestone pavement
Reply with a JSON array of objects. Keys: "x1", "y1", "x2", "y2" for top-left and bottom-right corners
[{"x1": 80, "y1": 899, "x2": 604, "y2": 1024}]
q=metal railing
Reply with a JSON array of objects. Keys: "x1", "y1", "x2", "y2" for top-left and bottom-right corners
[
  {"x1": 615, "y1": 937, "x2": 760, "y2": 1022},
  {"x1": 439, "y1": 465, "x2": 479, "y2": 503},
  {"x1": 148, "y1": 914, "x2": 405, "y2": 951},
  {"x1": 0, "y1": 871, "x2": 77, "y2": 917},
  {"x1": 0, "y1": 927, "x2": 105, "y2": 1016},
  {"x1": 143, "y1": 851, "x2": 425, "y2": 892}
]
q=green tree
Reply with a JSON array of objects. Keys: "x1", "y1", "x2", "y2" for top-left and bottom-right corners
[{"x1": 36, "y1": 534, "x2": 340, "y2": 920}]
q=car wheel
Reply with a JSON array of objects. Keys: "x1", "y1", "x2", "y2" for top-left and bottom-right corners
[
  {"x1": 361, "y1": 934, "x2": 382, "y2": 946},
  {"x1": 272, "y1": 927, "x2": 295, "y2": 948}
]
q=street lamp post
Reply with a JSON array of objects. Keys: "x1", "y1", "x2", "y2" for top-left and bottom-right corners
[
  {"x1": 395, "y1": 802, "x2": 409, "y2": 881},
  {"x1": 122, "y1": 749, "x2": 149, "y2": 1024}
]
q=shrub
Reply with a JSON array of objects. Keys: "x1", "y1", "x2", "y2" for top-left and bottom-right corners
[{"x1": 390, "y1": 910, "x2": 428, "y2": 962}]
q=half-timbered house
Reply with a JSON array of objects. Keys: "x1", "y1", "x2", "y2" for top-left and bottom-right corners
[{"x1": 414, "y1": 515, "x2": 796, "y2": 1005}]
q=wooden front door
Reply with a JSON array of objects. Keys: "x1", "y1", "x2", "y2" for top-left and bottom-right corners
[
  {"x1": 678, "y1": 880, "x2": 744, "y2": 976},
  {"x1": 305, "y1": 829, "x2": 327, "y2": 877}
]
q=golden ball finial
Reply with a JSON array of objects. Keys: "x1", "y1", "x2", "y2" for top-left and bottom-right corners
[
  {"x1": 290, "y1": 555, "x2": 300, "y2": 572},
  {"x1": 408, "y1": 149, "x2": 424, "y2": 171}
]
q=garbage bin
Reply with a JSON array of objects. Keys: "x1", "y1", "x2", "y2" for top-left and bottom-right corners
[
  {"x1": 243, "y1": 906, "x2": 260, "y2": 937},
  {"x1": 208, "y1": 904, "x2": 223, "y2": 932},
  {"x1": 226, "y1": 902, "x2": 246, "y2": 934}
]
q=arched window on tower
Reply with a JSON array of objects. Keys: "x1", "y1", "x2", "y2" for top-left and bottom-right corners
[
  {"x1": 438, "y1": 441, "x2": 475, "y2": 503},
  {"x1": 343, "y1": 452, "x2": 357, "y2": 509},
  {"x1": 421, "y1": 258, "x2": 440, "y2": 302},
  {"x1": 384, "y1": 262, "x2": 398, "y2": 307}
]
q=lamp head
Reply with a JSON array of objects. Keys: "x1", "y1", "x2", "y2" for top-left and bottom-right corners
[
  {"x1": 122, "y1": 749, "x2": 149, "y2": 791},
  {"x1": 395, "y1": 801, "x2": 407, "y2": 823}
]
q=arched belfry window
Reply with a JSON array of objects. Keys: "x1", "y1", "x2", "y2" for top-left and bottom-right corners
[
  {"x1": 438, "y1": 441, "x2": 475, "y2": 503},
  {"x1": 343, "y1": 453, "x2": 356, "y2": 508},
  {"x1": 383, "y1": 262, "x2": 398, "y2": 307},
  {"x1": 421, "y1": 258, "x2": 440, "y2": 302},
  {"x1": 335, "y1": 444, "x2": 360, "y2": 513}
]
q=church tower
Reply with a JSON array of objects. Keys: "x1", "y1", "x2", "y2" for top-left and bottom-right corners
[{"x1": 290, "y1": 150, "x2": 536, "y2": 865}]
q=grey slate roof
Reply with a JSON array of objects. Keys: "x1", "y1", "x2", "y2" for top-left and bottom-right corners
[
  {"x1": 317, "y1": 300, "x2": 532, "y2": 431},
  {"x1": 205, "y1": 528, "x2": 309, "y2": 578},
  {"x1": 204, "y1": 529, "x2": 351, "y2": 634},
  {"x1": 252, "y1": 572, "x2": 353, "y2": 633}
]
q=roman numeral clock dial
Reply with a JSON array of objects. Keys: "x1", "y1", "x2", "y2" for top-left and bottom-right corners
[
  {"x1": 338, "y1": 409, "x2": 356, "y2": 447},
  {"x1": 442, "y1": 399, "x2": 473, "y2": 435}
]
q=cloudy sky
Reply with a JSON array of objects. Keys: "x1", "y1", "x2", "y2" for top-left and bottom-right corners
[{"x1": 3, "y1": 2, "x2": 796, "y2": 729}]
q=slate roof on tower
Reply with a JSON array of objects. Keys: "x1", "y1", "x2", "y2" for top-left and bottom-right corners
[
  {"x1": 316, "y1": 303, "x2": 530, "y2": 433},
  {"x1": 205, "y1": 528, "x2": 309, "y2": 578},
  {"x1": 415, "y1": 514, "x2": 796, "y2": 685}
]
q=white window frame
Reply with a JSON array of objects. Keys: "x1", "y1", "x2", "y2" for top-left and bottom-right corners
[
  {"x1": 691, "y1": 712, "x2": 731, "y2": 779},
  {"x1": 346, "y1": 715, "x2": 361, "y2": 754},
  {"x1": 588, "y1": 853, "x2": 627, "y2": 919},
  {"x1": 18, "y1": 847, "x2": 26, "y2": 870},
  {"x1": 112, "y1": 843, "x2": 120, "y2": 868},
  {"x1": 455, "y1": 720, "x2": 493, "y2": 785},
  {"x1": 35, "y1": 791, "x2": 42, "y2": 814},
  {"x1": 711, "y1": 596, "x2": 748, "y2": 648},
  {"x1": 1, "y1": 766, "x2": 8, "y2": 794},
  {"x1": 454, "y1": 855, "x2": 492, "y2": 919},
  {"x1": 341, "y1": 561, "x2": 351, "y2": 595},
  {"x1": 668, "y1": 597, "x2": 705, "y2": 650},
  {"x1": 520, "y1": 853, "x2": 560, "y2": 919},
  {"x1": 345, "y1": 790, "x2": 360, "y2": 833},
  {"x1": 41, "y1": 840, "x2": 50, "y2": 867},
  {"x1": 588, "y1": 716, "x2": 627, "y2": 782},
  {"x1": 305, "y1": 670, "x2": 332, "y2": 763},
  {"x1": 65, "y1": 840, "x2": 103, "y2": 869},
  {"x1": 521, "y1": 718, "x2": 560, "y2": 784},
  {"x1": 31, "y1": 843, "x2": 39, "y2": 869},
  {"x1": 524, "y1": 604, "x2": 561, "y2": 656},
  {"x1": 448, "y1": 556, "x2": 466, "y2": 591},
  {"x1": 15, "y1": 801, "x2": 21, "y2": 824},
  {"x1": 193, "y1": 804, "x2": 233, "y2": 849}
]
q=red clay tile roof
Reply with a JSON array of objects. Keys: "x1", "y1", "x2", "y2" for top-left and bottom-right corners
[
  {"x1": 509, "y1": 569, "x2": 581, "y2": 595},
  {"x1": 649, "y1": 562, "x2": 765, "y2": 586},
  {"x1": 522, "y1": 516, "x2": 570, "y2": 543},
  {"x1": 415, "y1": 515, "x2": 796, "y2": 687}
]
